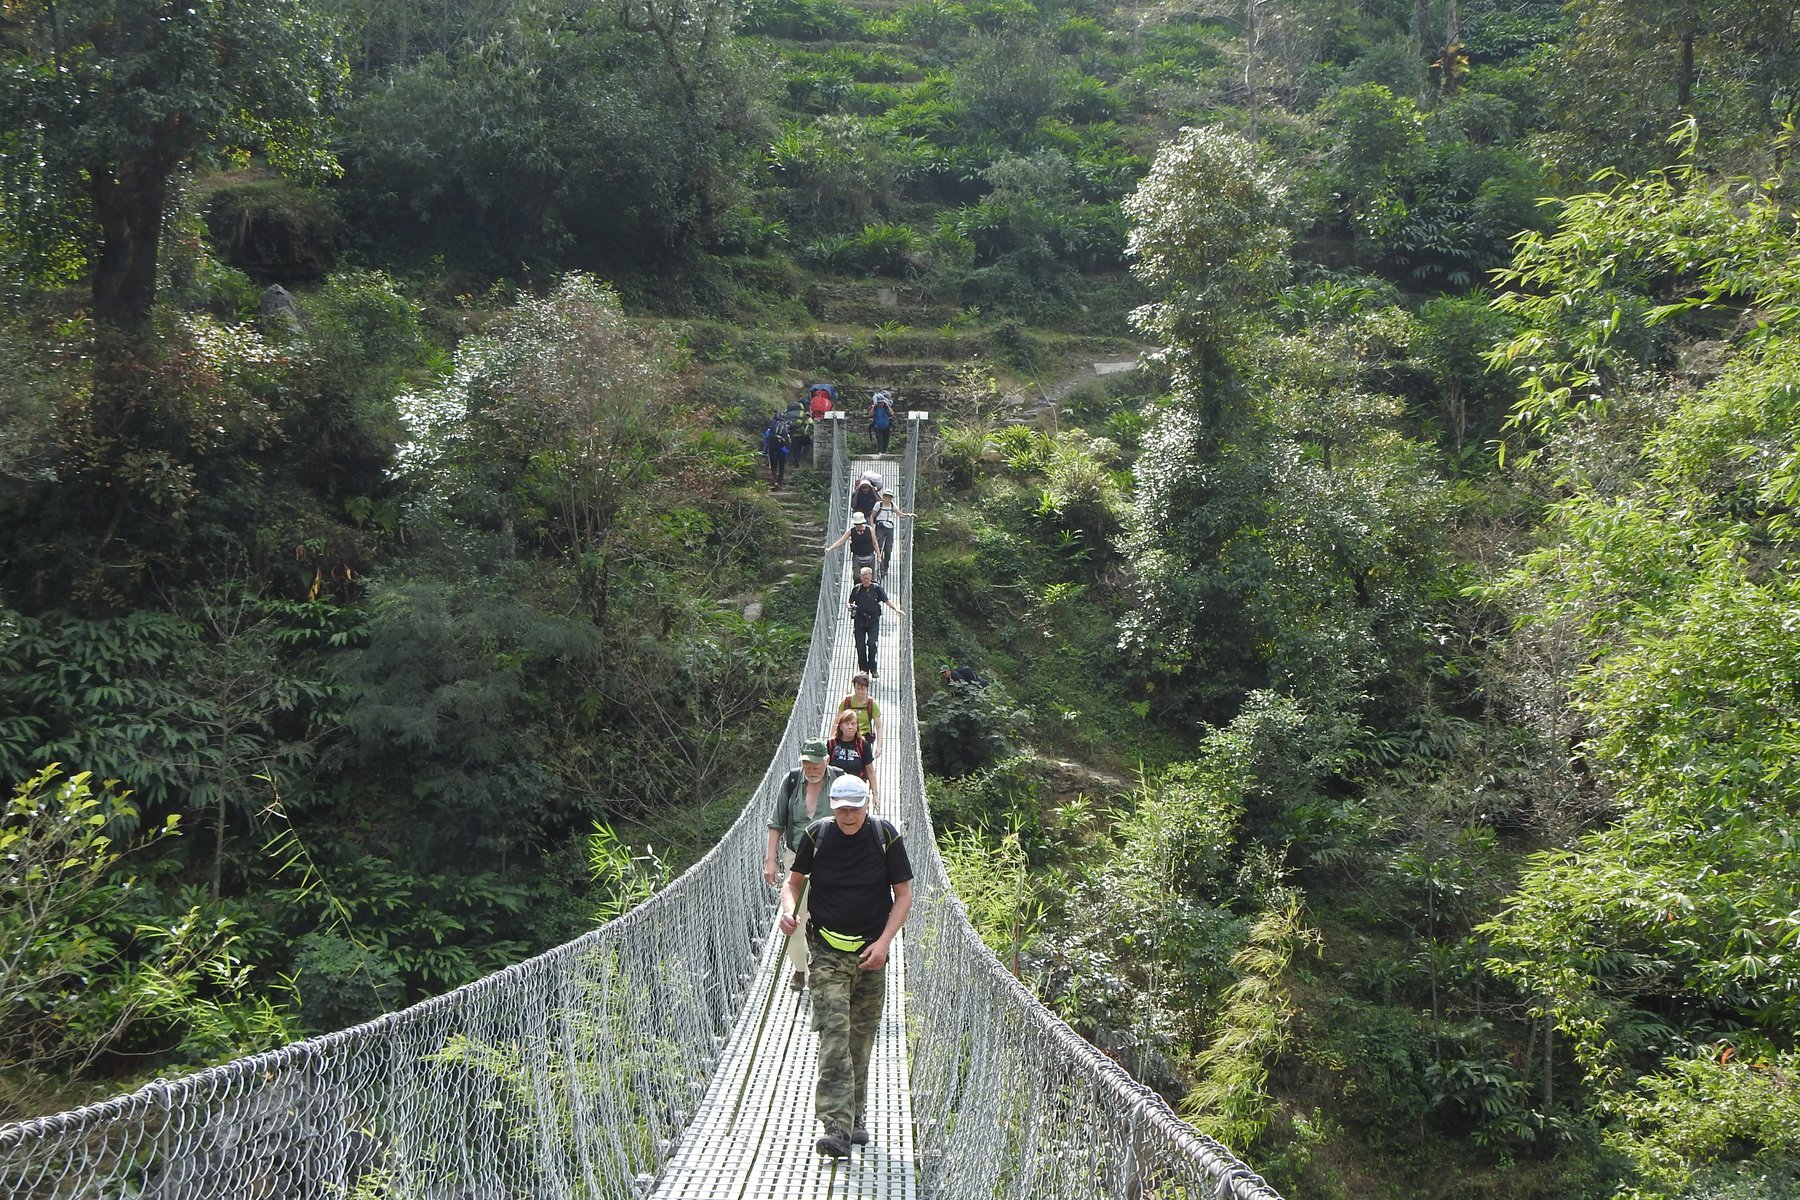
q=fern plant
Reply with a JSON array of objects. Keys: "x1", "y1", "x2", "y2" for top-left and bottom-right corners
[{"x1": 1180, "y1": 890, "x2": 1319, "y2": 1149}]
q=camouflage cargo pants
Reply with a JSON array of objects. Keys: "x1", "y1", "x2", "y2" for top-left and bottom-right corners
[{"x1": 806, "y1": 929, "x2": 886, "y2": 1133}]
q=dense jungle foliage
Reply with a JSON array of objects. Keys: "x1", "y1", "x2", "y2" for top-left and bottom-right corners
[{"x1": 4, "y1": 0, "x2": 1800, "y2": 1195}]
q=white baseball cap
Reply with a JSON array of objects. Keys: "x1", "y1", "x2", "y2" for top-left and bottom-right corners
[{"x1": 829, "y1": 776, "x2": 870, "y2": 809}]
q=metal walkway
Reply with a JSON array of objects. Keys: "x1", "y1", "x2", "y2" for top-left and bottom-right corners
[{"x1": 652, "y1": 453, "x2": 920, "y2": 1200}]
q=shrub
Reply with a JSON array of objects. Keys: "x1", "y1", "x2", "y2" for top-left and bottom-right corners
[
  {"x1": 1040, "y1": 438, "x2": 1126, "y2": 545},
  {"x1": 769, "y1": 116, "x2": 916, "y2": 234},
  {"x1": 920, "y1": 678, "x2": 1027, "y2": 776},
  {"x1": 1, "y1": 766, "x2": 293, "y2": 1089},
  {"x1": 849, "y1": 223, "x2": 918, "y2": 275},
  {"x1": 203, "y1": 178, "x2": 343, "y2": 280},
  {"x1": 889, "y1": 0, "x2": 961, "y2": 47},
  {"x1": 924, "y1": 752, "x2": 1046, "y2": 833},
  {"x1": 1055, "y1": 15, "x2": 1108, "y2": 55},
  {"x1": 1060, "y1": 74, "x2": 1123, "y2": 123},
  {"x1": 806, "y1": 223, "x2": 919, "y2": 275},
  {"x1": 742, "y1": 0, "x2": 868, "y2": 39},
  {"x1": 707, "y1": 206, "x2": 790, "y2": 256}
]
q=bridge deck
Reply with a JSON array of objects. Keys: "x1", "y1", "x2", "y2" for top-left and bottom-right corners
[{"x1": 651, "y1": 455, "x2": 920, "y2": 1200}]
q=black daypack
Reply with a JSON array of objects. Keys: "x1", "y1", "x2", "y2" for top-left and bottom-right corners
[
  {"x1": 849, "y1": 581, "x2": 884, "y2": 619},
  {"x1": 769, "y1": 412, "x2": 795, "y2": 449}
]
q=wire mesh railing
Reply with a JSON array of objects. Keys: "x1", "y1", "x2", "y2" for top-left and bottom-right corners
[{"x1": 0, "y1": 447, "x2": 847, "y2": 1200}]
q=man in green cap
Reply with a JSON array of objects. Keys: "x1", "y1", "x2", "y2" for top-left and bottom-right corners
[{"x1": 765, "y1": 738, "x2": 842, "y2": 991}]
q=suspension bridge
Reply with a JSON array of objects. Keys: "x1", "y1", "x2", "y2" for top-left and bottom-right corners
[{"x1": 0, "y1": 413, "x2": 1282, "y2": 1200}]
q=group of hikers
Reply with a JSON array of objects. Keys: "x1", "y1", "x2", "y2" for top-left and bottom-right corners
[
  {"x1": 762, "y1": 384, "x2": 899, "y2": 489},
  {"x1": 755, "y1": 466, "x2": 917, "y2": 1162},
  {"x1": 827, "y1": 469, "x2": 911, "y2": 578},
  {"x1": 763, "y1": 666, "x2": 984, "y2": 1162},
  {"x1": 762, "y1": 696, "x2": 907, "y2": 1161},
  {"x1": 826, "y1": 469, "x2": 910, "y2": 677},
  {"x1": 750, "y1": 446, "x2": 995, "y2": 1163}
]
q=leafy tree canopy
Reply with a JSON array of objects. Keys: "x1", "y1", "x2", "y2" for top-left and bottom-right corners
[
  {"x1": 1482, "y1": 134, "x2": 1800, "y2": 1194},
  {"x1": 0, "y1": 0, "x2": 344, "y2": 331}
]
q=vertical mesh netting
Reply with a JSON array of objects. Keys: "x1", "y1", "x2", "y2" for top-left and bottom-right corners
[{"x1": 894, "y1": 413, "x2": 1283, "y2": 1200}]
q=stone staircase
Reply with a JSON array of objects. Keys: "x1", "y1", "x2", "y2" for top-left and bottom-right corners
[
  {"x1": 770, "y1": 477, "x2": 828, "y2": 594},
  {"x1": 728, "y1": 479, "x2": 824, "y2": 622}
]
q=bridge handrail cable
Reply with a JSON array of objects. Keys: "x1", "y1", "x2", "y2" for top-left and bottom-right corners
[{"x1": 893, "y1": 420, "x2": 1281, "y2": 1200}]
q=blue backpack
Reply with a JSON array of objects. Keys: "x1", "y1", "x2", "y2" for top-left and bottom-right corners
[{"x1": 871, "y1": 393, "x2": 893, "y2": 430}]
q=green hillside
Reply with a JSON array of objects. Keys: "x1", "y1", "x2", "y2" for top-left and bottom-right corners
[{"x1": 5, "y1": 0, "x2": 1800, "y2": 1194}]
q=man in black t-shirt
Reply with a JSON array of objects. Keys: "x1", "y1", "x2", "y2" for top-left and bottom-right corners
[
  {"x1": 845, "y1": 565, "x2": 904, "y2": 678},
  {"x1": 779, "y1": 775, "x2": 913, "y2": 1159}
]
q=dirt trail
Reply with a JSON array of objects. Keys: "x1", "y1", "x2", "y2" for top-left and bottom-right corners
[{"x1": 1001, "y1": 354, "x2": 1148, "y2": 426}]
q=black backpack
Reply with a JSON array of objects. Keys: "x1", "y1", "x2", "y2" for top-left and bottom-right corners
[
  {"x1": 849, "y1": 581, "x2": 883, "y2": 618},
  {"x1": 803, "y1": 814, "x2": 903, "y2": 857},
  {"x1": 769, "y1": 412, "x2": 794, "y2": 449}
]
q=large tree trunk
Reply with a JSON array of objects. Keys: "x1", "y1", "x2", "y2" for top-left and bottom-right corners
[
  {"x1": 82, "y1": 151, "x2": 173, "y2": 584},
  {"x1": 87, "y1": 154, "x2": 170, "y2": 337},
  {"x1": 85, "y1": 150, "x2": 172, "y2": 473}
]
